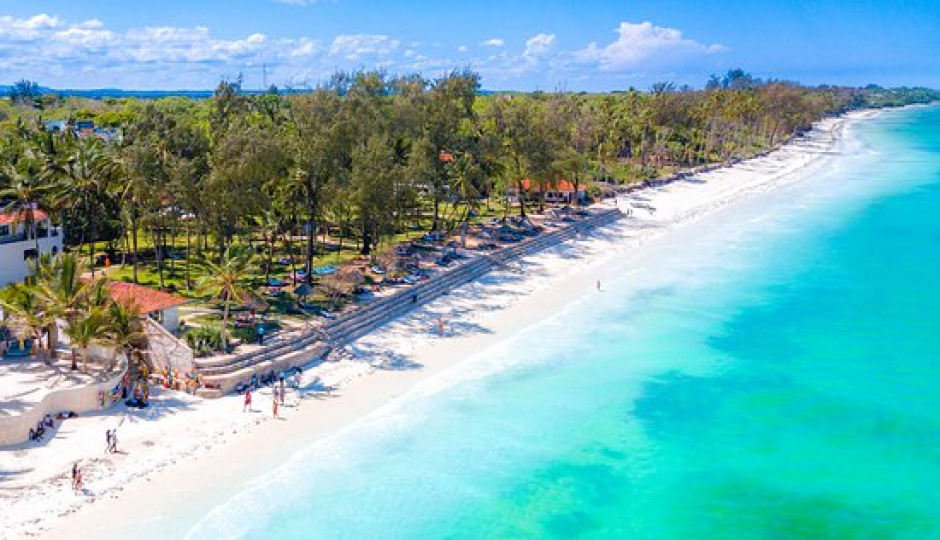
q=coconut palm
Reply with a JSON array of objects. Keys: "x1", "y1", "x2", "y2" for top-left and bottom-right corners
[
  {"x1": 34, "y1": 253, "x2": 93, "y2": 365},
  {"x1": 102, "y1": 300, "x2": 146, "y2": 373},
  {"x1": 0, "y1": 158, "x2": 49, "y2": 256},
  {"x1": 254, "y1": 209, "x2": 280, "y2": 287},
  {"x1": 198, "y1": 247, "x2": 252, "y2": 351},
  {"x1": 0, "y1": 282, "x2": 51, "y2": 363},
  {"x1": 46, "y1": 137, "x2": 121, "y2": 274},
  {"x1": 63, "y1": 305, "x2": 109, "y2": 374}
]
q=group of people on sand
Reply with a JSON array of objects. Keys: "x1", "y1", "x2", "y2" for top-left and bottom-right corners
[
  {"x1": 29, "y1": 414, "x2": 55, "y2": 442},
  {"x1": 244, "y1": 377, "x2": 288, "y2": 419}
]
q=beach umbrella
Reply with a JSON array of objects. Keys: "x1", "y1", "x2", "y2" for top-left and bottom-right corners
[
  {"x1": 243, "y1": 293, "x2": 270, "y2": 313},
  {"x1": 294, "y1": 282, "x2": 313, "y2": 298}
]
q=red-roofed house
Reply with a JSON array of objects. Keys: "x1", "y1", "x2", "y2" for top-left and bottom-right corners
[
  {"x1": 0, "y1": 208, "x2": 63, "y2": 287},
  {"x1": 108, "y1": 282, "x2": 187, "y2": 332},
  {"x1": 507, "y1": 178, "x2": 587, "y2": 204}
]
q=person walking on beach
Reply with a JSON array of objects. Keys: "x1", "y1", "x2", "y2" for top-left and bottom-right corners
[
  {"x1": 279, "y1": 377, "x2": 286, "y2": 405},
  {"x1": 596, "y1": 279, "x2": 602, "y2": 292},
  {"x1": 105, "y1": 429, "x2": 112, "y2": 454},
  {"x1": 436, "y1": 316, "x2": 445, "y2": 336},
  {"x1": 71, "y1": 462, "x2": 82, "y2": 493},
  {"x1": 109, "y1": 428, "x2": 118, "y2": 453},
  {"x1": 244, "y1": 389, "x2": 252, "y2": 412},
  {"x1": 272, "y1": 393, "x2": 279, "y2": 419}
]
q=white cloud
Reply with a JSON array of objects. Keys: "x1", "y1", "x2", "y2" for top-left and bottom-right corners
[
  {"x1": 0, "y1": 14, "x2": 337, "y2": 88},
  {"x1": 575, "y1": 21, "x2": 726, "y2": 70},
  {"x1": 523, "y1": 33, "x2": 556, "y2": 61},
  {"x1": 329, "y1": 34, "x2": 399, "y2": 60},
  {"x1": 0, "y1": 12, "x2": 725, "y2": 91},
  {"x1": 290, "y1": 37, "x2": 320, "y2": 57},
  {"x1": 0, "y1": 13, "x2": 63, "y2": 41}
]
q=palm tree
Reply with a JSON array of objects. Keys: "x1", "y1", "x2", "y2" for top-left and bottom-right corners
[
  {"x1": 448, "y1": 152, "x2": 482, "y2": 246},
  {"x1": 48, "y1": 137, "x2": 120, "y2": 275},
  {"x1": 34, "y1": 253, "x2": 92, "y2": 365},
  {"x1": 198, "y1": 248, "x2": 252, "y2": 352},
  {"x1": 0, "y1": 159, "x2": 49, "y2": 256},
  {"x1": 64, "y1": 305, "x2": 109, "y2": 374},
  {"x1": 0, "y1": 282, "x2": 51, "y2": 363},
  {"x1": 254, "y1": 209, "x2": 280, "y2": 286},
  {"x1": 102, "y1": 300, "x2": 145, "y2": 373}
]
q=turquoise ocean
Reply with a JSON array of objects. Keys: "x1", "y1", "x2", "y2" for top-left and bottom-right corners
[{"x1": 189, "y1": 105, "x2": 940, "y2": 539}]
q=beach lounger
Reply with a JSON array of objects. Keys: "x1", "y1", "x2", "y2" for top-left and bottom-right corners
[{"x1": 313, "y1": 265, "x2": 338, "y2": 276}]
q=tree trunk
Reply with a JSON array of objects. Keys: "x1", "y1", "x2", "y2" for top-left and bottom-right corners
[
  {"x1": 285, "y1": 226, "x2": 298, "y2": 284},
  {"x1": 131, "y1": 214, "x2": 140, "y2": 284},
  {"x1": 336, "y1": 229, "x2": 345, "y2": 262},
  {"x1": 155, "y1": 226, "x2": 165, "y2": 290},
  {"x1": 70, "y1": 347, "x2": 78, "y2": 371},
  {"x1": 221, "y1": 298, "x2": 231, "y2": 352},
  {"x1": 185, "y1": 225, "x2": 192, "y2": 289},
  {"x1": 81, "y1": 345, "x2": 89, "y2": 374},
  {"x1": 264, "y1": 232, "x2": 273, "y2": 286},
  {"x1": 170, "y1": 226, "x2": 177, "y2": 273},
  {"x1": 122, "y1": 230, "x2": 129, "y2": 267},
  {"x1": 305, "y1": 217, "x2": 315, "y2": 283},
  {"x1": 361, "y1": 222, "x2": 373, "y2": 256},
  {"x1": 48, "y1": 323, "x2": 58, "y2": 359},
  {"x1": 516, "y1": 179, "x2": 527, "y2": 218}
]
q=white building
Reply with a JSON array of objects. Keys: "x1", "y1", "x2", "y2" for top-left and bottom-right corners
[{"x1": 0, "y1": 209, "x2": 63, "y2": 287}]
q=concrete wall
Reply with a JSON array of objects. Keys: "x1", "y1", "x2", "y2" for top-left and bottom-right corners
[
  {"x1": 0, "y1": 361, "x2": 126, "y2": 447},
  {"x1": 144, "y1": 318, "x2": 194, "y2": 374},
  {"x1": 0, "y1": 226, "x2": 63, "y2": 287}
]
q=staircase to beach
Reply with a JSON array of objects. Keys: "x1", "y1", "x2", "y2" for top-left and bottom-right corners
[{"x1": 195, "y1": 208, "x2": 624, "y2": 397}]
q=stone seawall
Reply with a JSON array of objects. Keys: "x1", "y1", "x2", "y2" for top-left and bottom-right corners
[
  {"x1": 196, "y1": 208, "x2": 624, "y2": 397},
  {"x1": 0, "y1": 362, "x2": 127, "y2": 447}
]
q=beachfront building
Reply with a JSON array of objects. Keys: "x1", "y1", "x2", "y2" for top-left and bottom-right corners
[
  {"x1": 0, "y1": 210, "x2": 63, "y2": 287},
  {"x1": 507, "y1": 178, "x2": 587, "y2": 205},
  {"x1": 43, "y1": 119, "x2": 121, "y2": 143},
  {"x1": 107, "y1": 282, "x2": 186, "y2": 332}
]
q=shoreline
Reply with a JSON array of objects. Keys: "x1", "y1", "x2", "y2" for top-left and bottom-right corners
[{"x1": 1, "y1": 109, "x2": 871, "y2": 539}]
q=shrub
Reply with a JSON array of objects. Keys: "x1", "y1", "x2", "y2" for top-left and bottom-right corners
[
  {"x1": 232, "y1": 325, "x2": 257, "y2": 344},
  {"x1": 185, "y1": 325, "x2": 223, "y2": 357}
]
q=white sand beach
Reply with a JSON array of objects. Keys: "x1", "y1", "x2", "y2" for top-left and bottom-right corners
[{"x1": 0, "y1": 111, "x2": 871, "y2": 540}]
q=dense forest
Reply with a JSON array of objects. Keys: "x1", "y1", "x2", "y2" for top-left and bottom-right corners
[{"x1": 2, "y1": 69, "x2": 937, "y2": 291}]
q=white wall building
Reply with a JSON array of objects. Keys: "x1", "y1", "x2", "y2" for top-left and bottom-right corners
[{"x1": 0, "y1": 210, "x2": 63, "y2": 287}]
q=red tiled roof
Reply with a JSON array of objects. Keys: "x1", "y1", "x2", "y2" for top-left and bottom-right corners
[
  {"x1": 519, "y1": 178, "x2": 579, "y2": 192},
  {"x1": 0, "y1": 209, "x2": 49, "y2": 225},
  {"x1": 439, "y1": 151, "x2": 455, "y2": 162},
  {"x1": 108, "y1": 282, "x2": 186, "y2": 314}
]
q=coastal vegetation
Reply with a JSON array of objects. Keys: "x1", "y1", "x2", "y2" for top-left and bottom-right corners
[
  {"x1": 0, "y1": 253, "x2": 145, "y2": 372},
  {"x1": 0, "y1": 69, "x2": 936, "y2": 342}
]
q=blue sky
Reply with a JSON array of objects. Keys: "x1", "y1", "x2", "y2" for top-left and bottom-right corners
[{"x1": 1, "y1": 0, "x2": 938, "y2": 90}]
